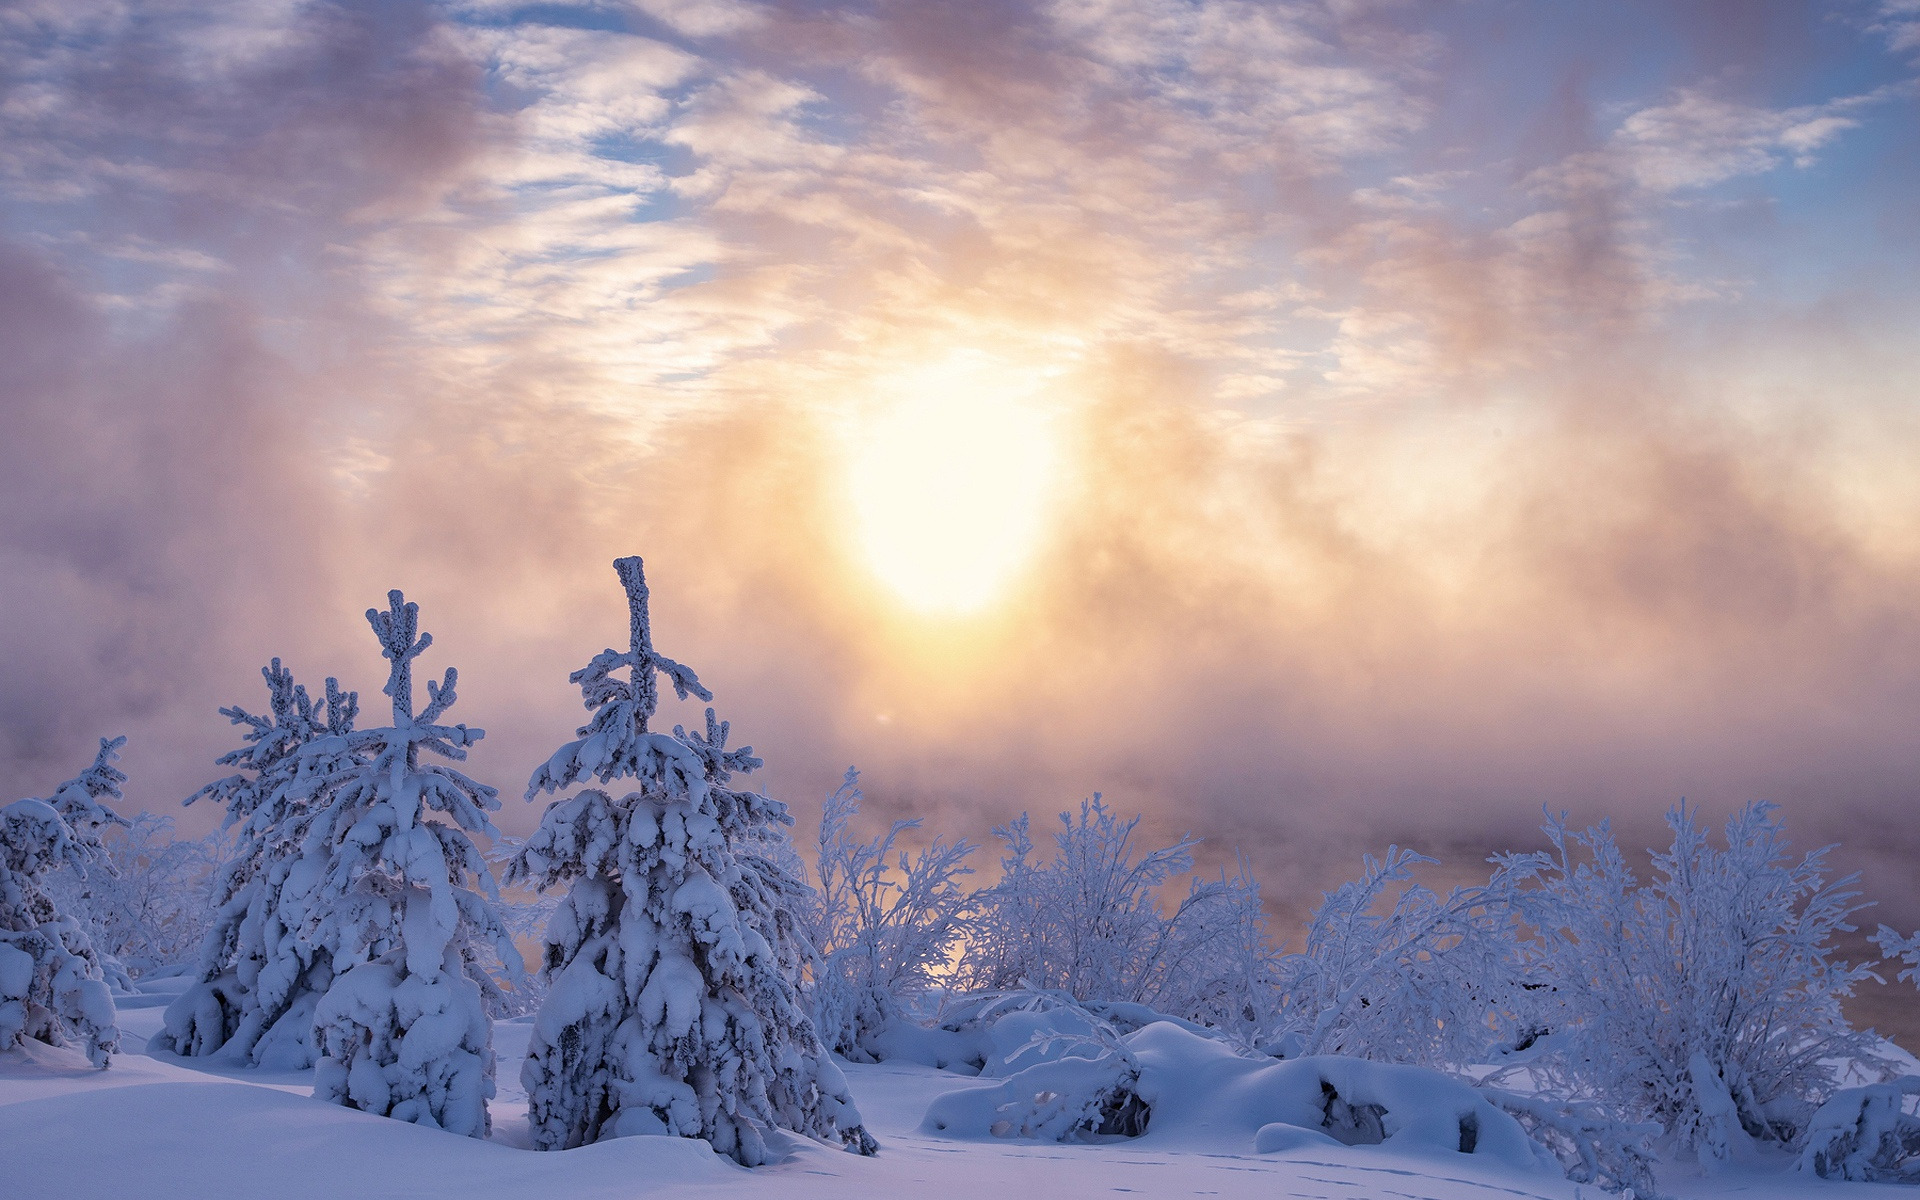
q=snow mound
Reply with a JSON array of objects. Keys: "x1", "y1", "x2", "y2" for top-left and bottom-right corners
[
  {"x1": 0, "y1": 1070, "x2": 743, "y2": 1200},
  {"x1": 923, "y1": 1019, "x2": 1557, "y2": 1174},
  {"x1": 871, "y1": 990, "x2": 1220, "y2": 1077},
  {"x1": 1797, "y1": 1074, "x2": 1920, "y2": 1181}
]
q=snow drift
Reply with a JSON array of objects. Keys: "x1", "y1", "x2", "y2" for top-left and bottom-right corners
[{"x1": 922, "y1": 1016, "x2": 1556, "y2": 1174}]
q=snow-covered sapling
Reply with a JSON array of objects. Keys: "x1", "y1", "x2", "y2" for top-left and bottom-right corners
[
  {"x1": 811, "y1": 767, "x2": 977, "y2": 1060},
  {"x1": 508, "y1": 555, "x2": 876, "y2": 1164},
  {"x1": 297, "y1": 593, "x2": 521, "y2": 1136},
  {"x1": 0, "y1": 740, "x2": 129, "y2": 1067},
  {"x1": 1796, "y1": 1074, "x2": 1920, "y2": 1182},
  {"x1": 158, "y1": 659, "x2": 359, "y2": 1066},
  {"x1": 1873, "y1": 924, "x2": 1920, "y2": 994}
]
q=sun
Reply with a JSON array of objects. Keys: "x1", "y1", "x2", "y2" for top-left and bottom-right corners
[{"x1": 847, "y1": 357, "x2": 1060, "y2": 615}]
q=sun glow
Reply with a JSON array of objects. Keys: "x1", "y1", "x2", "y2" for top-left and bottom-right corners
[{"x1": 847, "y1": 358, "x2": 1060, "y2": 614}]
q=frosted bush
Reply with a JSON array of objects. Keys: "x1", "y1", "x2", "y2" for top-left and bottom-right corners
[
  {"x1": 809, "y1": 768, "x2": 976, "y2": 1060},
  {"x1": 962, "y1": 796, "x2": 1278, "y2": 1030},
  {"x1": 1479, "y1": 1088, "x2": 1661, "y2": 1196},
  {"x1": 50, "y1": 813, "x2": 228, "y2": 980},
  {"x1": 1268, "y1": 846, "x2": 1531, "y2": 1067},
  {"x1": 1796, "y1": 1074, "x2": 1920, "y2": 1181},
  {"x1": 1498, "y1": 802, "x2": 1883, "y2": 1165}
]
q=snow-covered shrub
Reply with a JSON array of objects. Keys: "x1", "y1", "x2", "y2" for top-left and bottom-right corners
[
  {"x1": 1796, "y1": 1074, "x2": 1920, "y2": 1181},
  {"x1": 50, "y1": 814, "x2": 229, "y2": 980},
  {"x1": 158, "y1": 659, "x2": 359, "y2": 1067},
  {"x1": 1268, "y1": 846, "x2": 1530, "y2": 1067},
  {"x1": 1499, "y1": 802, "x2": 1882, "y2": 1165},
  {"x1": 1, "y1": 788, "x2": 119, "y2": 1067},
  {"x1": 294, "y1": 592, "x2": 521, "y2": 1137},
  {"x1": 482, "y1": 838, "x2": 561, "y2": 1019},
  {"x1": 1479, "y1": 1089, "x2": 1661, "y2": 1196},
  {"x1": 924, "y1": 1017, "x2": 1556, "y2": 1175},
  {"x1": 507, "y1": 555, "x2": 876, "y2": 1164},
  {"x1": 961, "y1": 796, "x2": 1274, "y2": 1028},
  {"x1": 886, "y1": 987, "x2": 1220, "y2": 1076},
  {"x1": 1159, "y1": 855, "x2": 1286, "y2": 1042},
  {"x1": 810, "y1": 767, "x2": 976, "y2": 1060}
]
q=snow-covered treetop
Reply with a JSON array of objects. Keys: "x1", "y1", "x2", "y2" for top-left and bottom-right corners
[
  {"x1": 303, "y1": 591, "x2": 495, "y2": 837},
  {"x1": 46, "y1": 736, "x2": 131, "y2": 839},
  {"x1": 292, "y1": 591, "x2": 516, "y2": 982},
  {"x1": 368, "y1": 590, "x2": 462, "y2": 732},
  {"x1": 188, "y1": 658, "x2": 358, "y2": 831},
  {"x1": 602, "y1": 556, "x2": 709, "y2": 722},
  {"x1": 526, "y1": 556, "x2": 718, "y2": 799}
]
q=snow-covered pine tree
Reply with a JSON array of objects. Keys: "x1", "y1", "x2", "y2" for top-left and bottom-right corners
[
  {"x1": 298, "y1": 591, "x2": 521, "y2": 1137},
  {"x1": 158, "y1": 659, "x2": 359, "y2": 1066},
  {"x1": 46, "y1": 736, "x2": 132, "y2": 852},
  {"x1": 40, "y1": 736, "x2": 135, "y2": 990},
  {"x1": 0, "y1": 743, "x2": 127, "y2": 1067},
  {"x1": 508, "y1": 555, "x2": 876, "y2": 1164}
]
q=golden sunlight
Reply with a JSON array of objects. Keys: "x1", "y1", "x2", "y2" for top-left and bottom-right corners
[{"x1": 847, "y1": 357, "x2": 1059, "y2": 614}]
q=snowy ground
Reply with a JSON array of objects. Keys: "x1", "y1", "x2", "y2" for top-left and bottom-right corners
[{"x1": 2, "y1": 991, "x2": 1912, "y2": 1200}]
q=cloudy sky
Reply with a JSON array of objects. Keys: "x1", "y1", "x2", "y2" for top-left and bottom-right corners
[{"x1": 5, "y1": 0, "x2": 1920, "y2": 947}]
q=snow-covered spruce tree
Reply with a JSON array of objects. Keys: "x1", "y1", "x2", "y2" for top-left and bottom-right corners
[
  {"x1": 811, "y1": 767, "x2": 977, "y2": 1060},
  {"x1": 158, "y1": 659, "x2": 359, "y2": 1066},
  {"x1": 1, "y1": 759, "x2": 123, "y2": 1067},
  {"x1": 39, "y1": 737, "x2": 135, "y2": 989},
  {"x1": 1499, "y1": 802, "x2": 1882, "y2": 1167},
  {"x1": 507, "y1": 555, "x2": 876, "y2": 1163},
  {"x1": 297, "y1": 592, "x2": 522, "y2": 1136}
]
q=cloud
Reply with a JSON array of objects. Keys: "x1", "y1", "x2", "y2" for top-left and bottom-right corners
[
  {"x1": 2, "y1": 0, "x2": 1920, "y2": 972},
  {"x1": 1611, "y1": 87, "x2": 1877, "y2": 191},
  {"x1": 1870, "y1": 0, "x2": 1920, "y2": 58}
]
